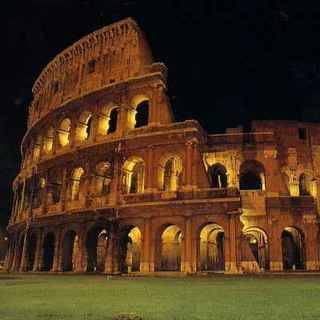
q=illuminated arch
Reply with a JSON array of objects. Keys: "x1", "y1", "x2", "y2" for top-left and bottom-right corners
[
  {"x1": 58, "y1": 118, "x2": 71, "y2": 147},
  {"x1": 93, "y1": 161, "x2": 112, "y2": 195},
  {"x1": 119, "y1": 226, "x2": 142, "y2": 273},
  {"x1": 242, "y1": 227, "x2": 269, "y2": 270},
  {"x1": 70, "y1": 167, "x2": 85, "y2": 201},
  {"x1": 159, "y1": 154, "x2": 183, "y2": 191},
  {"x1": 43, "y1": 127, "x2": 54, "y2": 154},
  {"x1": 122, "y1": 156, "x2": 145, "y2": 193},
  {"x1": 158, "y1": 225, "x2": 183, "y2": 271},
  {"x1": 98, "y1": 105, "x2": 119, "y2": 135},
  {"x1": 128, "y1": 95, "x2": 150, "y2": 129},
  {"x1": 32, "y1": 135, "x2": 42, "y2": 161},
  {"x1": 199, "y1": 223, "x2": 225, "y2": 271},
  {"x1": 75, "y1": 111, "x2": 93, "y2": 142},
  {"x1": 85, "y1": 224, "x2": 110, "y2": 272}
]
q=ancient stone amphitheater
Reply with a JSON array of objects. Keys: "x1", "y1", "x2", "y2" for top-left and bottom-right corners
[{"x1": 5, "y1": 18, "x2": 320, "y2": 274}]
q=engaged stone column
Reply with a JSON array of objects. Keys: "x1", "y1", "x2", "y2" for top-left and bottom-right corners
[
  {"x1": 145, "y1": 146, "x2": 155, "y2": 192},
  {"x1": 52, "y1": 229, "x2": 62, "y2": 272},
  {"x1": 141, "y1": 218, "x2": 151, "y2": 272},
  {"x1": 184, "y1": 217, "x2": 193, "y2": 273},
  {"x1": 304, "y1": 218, "x2": 319, "y2": 271},
  {"x1": 225, "y1": 210, "x2": 242, "y2": 274},
  {"x1": 33, "y1": 230, "x2": 44, "y2": 272},
  {"x1": 19, "y1": 229, "x2": 29, "y2": 272},
  {"x1": 269, "y1": 217, "x2": 283, "y2": 271}
]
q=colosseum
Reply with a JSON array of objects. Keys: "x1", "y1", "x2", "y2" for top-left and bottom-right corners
[{"x1": 5, "y1": 17, "x2": 320, "y2": 274}]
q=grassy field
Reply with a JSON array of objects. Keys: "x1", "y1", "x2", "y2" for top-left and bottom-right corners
[{"x1": 1, "y1": 273, "x2": 320, "y2": 320}]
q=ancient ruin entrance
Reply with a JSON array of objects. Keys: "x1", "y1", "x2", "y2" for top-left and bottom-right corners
[
  {"x1": 199, "y1": 224, "x2": 225, "y2": 271},
  {"x1": 42, "y1": 233, "x2": 55, "y2": 271},
  {"x1": 282, "y1": 227, "x2": 305, "y2": 270},
  {"x1": 119, "y1": 226, "x2": 142, "y2": 273},
  {"x1": 62, "y1": 230, "x2": 79, "y2": 272},
  {"x1": 242, "y1": 227, "x2": 269, "y2": 271},
  {"x1": 158, "y1": 225, "x2": 182, "y2": 271},
  {"x1": 86, "y1": 225, "x2": 109, "y2": 272},
  {"x1": 26, "y1": 233, "x2": 37, "y2": 271}
]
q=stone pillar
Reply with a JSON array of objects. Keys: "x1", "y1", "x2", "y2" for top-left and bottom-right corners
[
  {"x1": 145, "y1": 146, "x2": 155, "y2": 192},
  {"x1": 105, "y1": 233, "x2": 114, "y2": 274},
  {"x1": 19, "y1": 226, "x2": 30, "y2": 272},
  {"x1": 19, "y1": 181, "x2": 26, "y2": 219},
  {"x1": 184, "y1": 141, "x2": 193, "y2": 190},
  {"x1": 141, "y1": 218, "x2": 151, "y2": 272},
  {"x1": 184, "y1": 217, "x2": 193, "y2": 273},
  {"x1": 225, "y1": 211, "x2": 242, "y2": 274},
  {"x1": 90, "y1": 113, "x2": 99, "y2": 143},
  {"x1": 269, "y1": 217, "x2": 283, "y2": 271},
  {"x1": 52, "y1": 229, "x2": 62, "y2": 272},
  {"x1": 4, "y1": 239, "x2": 14, "y2": 271},
  {"x1": 104, "y1": 223, "x2": 120, "y2": 274},
  {"x1": 109, "y1": 156, "x2": 121, "y2": 205},
  {"x1": 33, "y1": 230, "x2": 44, "y2": 272},
  {"x1": 304, "y1": 218, "x2": 319, "y2": 271},
  {"x1": 76, "y1": 225, "x2": 87, "y2": 272},
  {"x1": 60, "y1": 168, "x2": 68, "y2": 211},
  {"x1": 10, "y1": 237, "x2": 19, "y2": 272}
]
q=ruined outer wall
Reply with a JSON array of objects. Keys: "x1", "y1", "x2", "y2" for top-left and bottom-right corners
[{"x1": 28, "y1": 18, "x2": 153, "y2": 129}]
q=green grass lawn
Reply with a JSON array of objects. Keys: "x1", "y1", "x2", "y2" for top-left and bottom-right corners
[{"x1": 1, "y1": 273, "x2": 320, "y2": 320}]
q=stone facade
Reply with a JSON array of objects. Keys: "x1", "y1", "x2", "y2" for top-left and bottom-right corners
[{"x1": 5, "y1": 18, "x2": 320, "y2": 274}]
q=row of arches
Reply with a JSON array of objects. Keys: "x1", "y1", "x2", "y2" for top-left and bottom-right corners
[
  {"x1": 25, "y1": 99, "x2": 150, "y2": 165},
  {"x1": 14, "y1": 155, "x2": 186, "y2": 218},
  {"x1": 209, "y1": 161, "x2": 313, "y2": 195},
  {"x1": 12, "y1": 224, "x2": 306, "y2": 273},
  {"x1": 208, "y1": 160, "x2": 266, "y2": 191}
]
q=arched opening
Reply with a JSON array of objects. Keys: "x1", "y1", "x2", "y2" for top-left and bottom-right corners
[
  {"x1": 47, "y1": 168, "x2": 62, "y2": 205},
  {"x1": 26, "y1": 233, "x2": 37, "y2": 271},
  {"x1": 242, "y1": 227, "x2": 269, "y2": 271},
  {"x1": 159, "y1": 225, "x2": 182, "y2": 271},
  {"x1": 299, "y1": 173, "x2": 310, "y2": 196},
  {"x1": 159, "y1": 156, "x2": 183, "y2": 191},
  {"x1": 119, "y1": 226, "x2": 142, "y2": 273},
  {"x1": 135, "y1": 101, "x2": 149, "y2": 128},
  {"x1": 62, "y1": 230, "x2": 79, "y2": 272},
  {"x1": 282, "y1": 227, "x2": 305, "y2": 270},
  {"x1": 93, "y1": 162, "x2": 112, "y2": 196},
  {"x1": 199, "y1": 224, "x2": 225, "y2": 271},
  {"x1": 208, "y1": 164, "x2": 228, "y2": 188},
  {"x1": 108, "y1": 108, "x2": 118, "y2": 134},
  {"x1": 240, "y1": 160, "x2": 265, "y2": 190},
  {"x1": 76, "y1": 111, "x2": 93, "y2": 142},
  {"x1": 58, "y1": 118, "x2": 71, "y2": 147},
  {"x1": 32, "y1": 135, "x2": 42, "y2": 161},
  {"x1": 86, "y1": 226, "x2": 109, "y2": 272},
  {"x1": 43, "y1": 127, "x2": 54, "y2": 154},
  {"x1": 70, "y1": 167, "x2": 85, "y2": 201},
  {"x1": 32, "y1": 176, "x2": 46, "y2": 209},
  {"x1": 122, "y1": 157, "x2": 145, "y2": 194},
  {"x1": 42, "y1": 233, "x2": 55, "y2": 271},
  {"x1": 98, "y1": 106, "x2": 119, "y2": 135}
]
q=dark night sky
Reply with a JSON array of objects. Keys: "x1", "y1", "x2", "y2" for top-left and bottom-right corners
[{"x1": 2, "y1": 1, "x2": 320, "y2": 226}]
